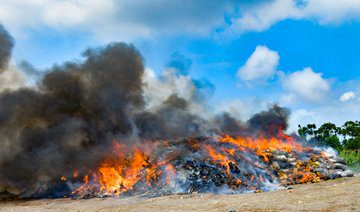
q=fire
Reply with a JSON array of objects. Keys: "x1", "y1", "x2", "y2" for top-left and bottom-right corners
[
  {"x1": 165, "y1": 164, "x2": 176, "y2": 184},
  {"x1": 220, "y1": 133, "x2": 303, "y2": 154},
  {"x1": 60, "y1": 132, "x2": 335, "y2": 197},
  {"x1": 97, "y1": 148, "x2": 150, "y2": 194},
  {"x1": 204, "y1": 144, "x2": 235, "y2": 174}
]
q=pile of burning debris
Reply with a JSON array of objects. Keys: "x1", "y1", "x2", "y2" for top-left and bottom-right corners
[
  {"x1": 0, "y1": 132, "x2": 355, "y2": 200},
  {"x1": 269, "y1": 149, "x2": 354, "y2": 185},
  {"x1": 24, "y1": 133, "x2": 350, "y2": 199}
]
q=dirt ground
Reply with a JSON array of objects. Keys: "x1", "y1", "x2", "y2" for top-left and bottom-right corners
[{"x1": 1, "y1": 175, "x2": 359, "y2": 212}]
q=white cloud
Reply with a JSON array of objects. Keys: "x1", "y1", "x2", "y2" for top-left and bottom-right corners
[
  {"x1": 0, "y1": 0, "x2": 231, "y2": 41},
  {"x1": 237, "y1": 45, "x2": 279, "y2": 81},
  {"x1": 339, "y1": 91, "x2": 356, "y2": 102},
  {"x1": 2, "y1": 1, "x2": 360, "y2": 41},
  {"x1": 282, "y1": 67, "x2": 330, "y2": 102},
  {"x1": 288, "y1": 98, "x2": 360, "y2": 132},
  {"x1": 0, "y1": 0, "x2": 121, "y2": 39},
  {"x1": 231, "y1": 0, "x2": 360, "y2": 33},
  {"x1": 42, "y1": 0, "x2": 116, "y2": 28},
  {"x1": 287, "y1": 81, "x2": 360, "y2": 132},
  {"x1": 232, "y1": 0, "x2": 301, "y2": 32},
  {"x1": 304, "y1": 0, "x2": 360, "y2": 24},
  {"x1": 0, "y1": 1, "x2": 110, "y2": 26}
]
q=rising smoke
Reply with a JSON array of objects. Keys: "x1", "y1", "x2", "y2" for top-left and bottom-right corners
[
  {"x1": 0, "y1": 25, "x2": 13, "y2": 72},
  {"x1": 0, "y1": 25, "x2": 291, "y2": 196}
]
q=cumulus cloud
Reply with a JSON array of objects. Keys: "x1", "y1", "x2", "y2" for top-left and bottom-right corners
[
  {"x1": 237, "y1": 45, "x2": 279, "y2": 81},
  {"x1": 282, "y1": 67, "x2": 330, "y2": 102},
  {"x1": 231, "y1": 0, "x2": 302, "y2": 32},
  {"x1": 304, "y1": 0, "x2": 360, "y2": 24},
  {"x1": 339, "y1": 91, "x2": 356, "y2": 102},
  {"x1": 231, "y1": 0, "x2": 360, "y2": 33}
]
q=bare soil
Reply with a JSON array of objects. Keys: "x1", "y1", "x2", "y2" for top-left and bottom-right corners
[{"x1": 1, "y1": 175, "x2": 359, "y2": 211}]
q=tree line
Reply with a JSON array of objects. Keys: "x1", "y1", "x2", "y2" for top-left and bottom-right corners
[{"x1": 298, "y1": 121, "x2": 360, "y2": 151}]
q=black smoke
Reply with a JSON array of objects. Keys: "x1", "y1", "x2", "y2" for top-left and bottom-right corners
[
  {"x1": 0, "y1": 25, "x2": 291, "y2": 197},
  {"x1": 214, "y1": 112, "x2": 246, "y2": 136},
  {"x1": 247, "y1": 104, "x2": 290, "y2": 135},
  {"x1": 0, "y1": 40, "x2": 145, "y2": 196},
  {"x1": 0, "y1": 24, "x2": 14, "y2": 72},
  {"x1": 135, "y1": 94, "x2": 208, "y2": 139}
]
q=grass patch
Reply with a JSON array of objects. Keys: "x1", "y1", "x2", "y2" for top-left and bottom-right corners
[{"x1": 339, "y1": 150, "x2": 360, "y2": 171}]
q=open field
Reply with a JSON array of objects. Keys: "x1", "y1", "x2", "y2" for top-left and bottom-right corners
[{"x1": 1, "y1": 174, "x2": 359, "y2": 211}]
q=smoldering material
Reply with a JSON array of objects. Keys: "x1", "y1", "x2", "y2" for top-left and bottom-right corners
[{"x1": 0, "y1": 24, "x2": 14, "y2": 72}]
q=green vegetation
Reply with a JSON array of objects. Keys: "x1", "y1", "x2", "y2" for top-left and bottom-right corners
[
  {"x1": 339, "y1": 150, "x2": 360, "y2": 166},
  {"x1": 298, "y1": 121, "x2": 360, "y2": 167}
]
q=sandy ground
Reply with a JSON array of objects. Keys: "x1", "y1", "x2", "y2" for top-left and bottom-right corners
[{"x1": 1, "y1": 175, "x2": 359, "y2": 212}]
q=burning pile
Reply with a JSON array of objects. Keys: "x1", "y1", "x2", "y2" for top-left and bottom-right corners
[
  {"x1": 51, "y1": 132, "x2": 352, "y2": 199},
  {"x1": 0, "y1": 25, "x2": 354, "y2": 200}
]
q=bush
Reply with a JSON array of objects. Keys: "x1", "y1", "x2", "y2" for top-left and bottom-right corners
[{"x1": 338, "y1": 150, "x2": 360, "y2": 167}]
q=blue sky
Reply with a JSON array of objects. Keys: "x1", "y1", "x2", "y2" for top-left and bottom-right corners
[{"x1": 1, "y1": 0, "x2": 360, "y2": 132}]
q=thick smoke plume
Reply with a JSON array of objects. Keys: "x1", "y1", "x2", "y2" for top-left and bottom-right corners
[{"x1": 0, "y1": 25, "x2": 291, "y2": 196}]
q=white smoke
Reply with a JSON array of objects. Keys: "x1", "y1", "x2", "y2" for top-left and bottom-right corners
[
  {"x1": 142, "y1": 68, "x2": 210, "y2": 119},
  {"x1": 0, "y1": 64, "x2": 26, "y2": 92}
]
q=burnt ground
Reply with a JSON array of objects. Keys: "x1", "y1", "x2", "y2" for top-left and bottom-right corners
[{"x1": 1, "y1": 174, "x2": 359, "y2": 211}]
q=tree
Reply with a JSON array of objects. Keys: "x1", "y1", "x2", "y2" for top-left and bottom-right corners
[
  {"x1": 298, "y1": 121, "x2": 360, "y2": 150},
  {"x1": 340, "y1": 121, "x2": 360, "y2": 150},
  {"x1": 315, "y1": 123, "x2": 342, "y2": 150},
  {"x1": 298, "y1": 124, "x2": 316, "y2": 139}
]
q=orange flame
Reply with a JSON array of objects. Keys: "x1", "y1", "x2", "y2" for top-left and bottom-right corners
[
  {"x1": 204, "y1": 144, "x2": 235, "y2": 174},
  {"x1": 97, "y1": 148, "x2": 149, "y2": 194},
  {"x1": 68, "y1": 132, "x2": 327, "y2": 196}
]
